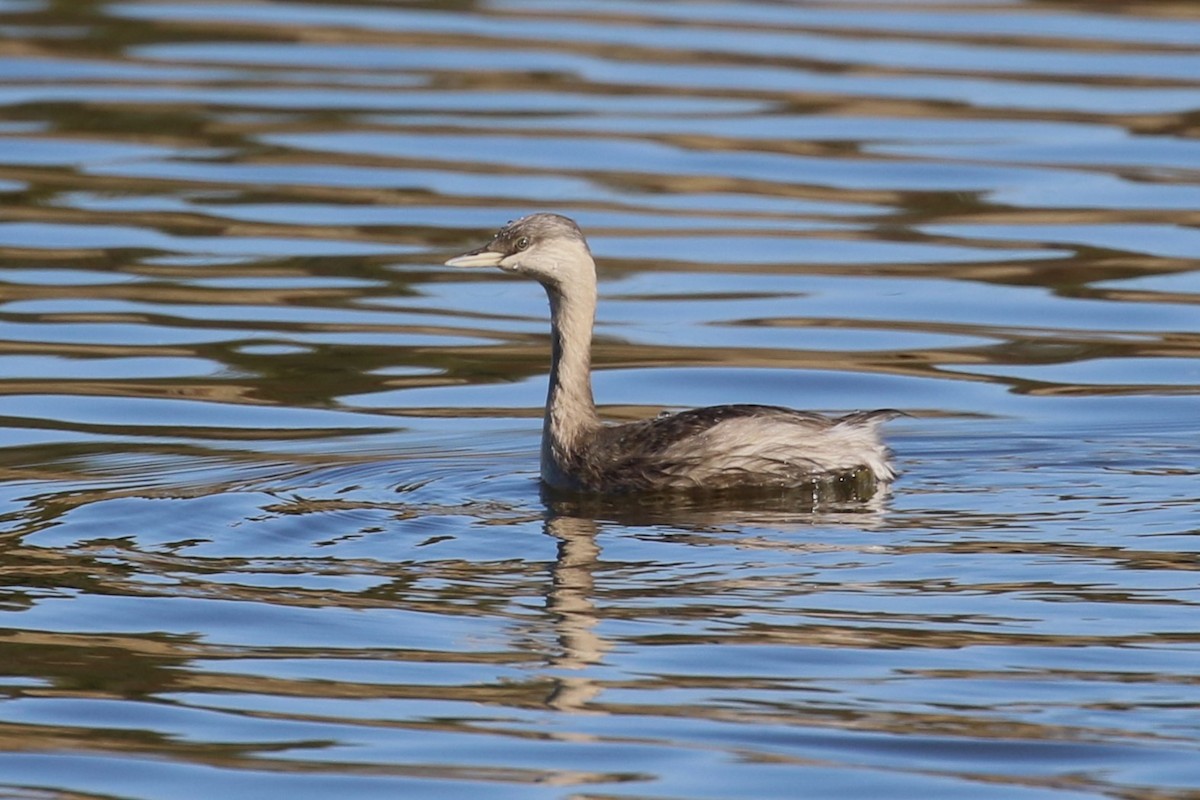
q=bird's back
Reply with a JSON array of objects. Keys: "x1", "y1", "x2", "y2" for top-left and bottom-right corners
[{"x1": 564, "y1": 404, "x2": 897, "y2": 493}]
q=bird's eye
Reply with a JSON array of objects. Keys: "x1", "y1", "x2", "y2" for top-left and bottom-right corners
[{"x1": 516, "y1": 237, "x2": 530, "y2": 251}]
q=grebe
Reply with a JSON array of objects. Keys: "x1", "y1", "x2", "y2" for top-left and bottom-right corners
[{"x1": 446, "y1": 213, "x2": 897, "y2": 494}]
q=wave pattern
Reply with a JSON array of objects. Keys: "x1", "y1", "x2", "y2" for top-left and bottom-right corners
[{"x1": 0, "y1": 1, "x2": 1198, "y2": 798}]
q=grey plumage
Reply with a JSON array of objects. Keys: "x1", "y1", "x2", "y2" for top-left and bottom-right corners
[{"x1": 446, "y1": 213, "x2": 898, "y2": 495}]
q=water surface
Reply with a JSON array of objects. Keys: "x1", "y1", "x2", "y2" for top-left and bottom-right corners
[{"x1": 0, "y1": 1, "x2": 1198, "y2": 798}]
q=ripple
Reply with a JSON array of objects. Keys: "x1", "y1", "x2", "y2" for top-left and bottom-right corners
[
  {"x1": 922, "y1": 223, "x2": 1200, "y2": 260},
  {"x1": 0, "y1": 222, "x2": 417, "y2": 256}
]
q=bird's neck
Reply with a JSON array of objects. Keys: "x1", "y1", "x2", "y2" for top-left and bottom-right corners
[{"x1": 542, "y1": 274, "x2": 600, "y2": 483}]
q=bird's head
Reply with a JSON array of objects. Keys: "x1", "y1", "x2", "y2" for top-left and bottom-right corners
[{"x1": 445, "y1": 213, "x2": 593, "y2": 287}]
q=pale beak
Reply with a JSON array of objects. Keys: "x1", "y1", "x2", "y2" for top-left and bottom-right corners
[{"x1": 445, "y1": 247, "x2": 503, "y2": 268}]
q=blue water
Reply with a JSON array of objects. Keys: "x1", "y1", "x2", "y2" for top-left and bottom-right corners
[{"x1": 0, "y1": 1, "x2": 1198, "y2": 798}]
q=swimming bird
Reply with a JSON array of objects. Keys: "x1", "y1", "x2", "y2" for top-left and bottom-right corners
[{"x1": 446, "y1": 213, "x2": 897, "y2": 494}]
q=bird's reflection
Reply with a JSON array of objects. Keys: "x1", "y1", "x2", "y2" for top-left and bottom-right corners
[
  {"x1": 545, "y1": 513, "x2": 607, "y2": 670},
  {"x1": 541, "y1": 513, "x2": 609, "y2": 711},
  {"x1": 536, "y1": 482, "x2": 892, "y2": 711}
]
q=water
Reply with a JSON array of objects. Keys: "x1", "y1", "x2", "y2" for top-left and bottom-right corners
[{"x1": 0, "y1": 1, "x2": 1198, "y2": 798}]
